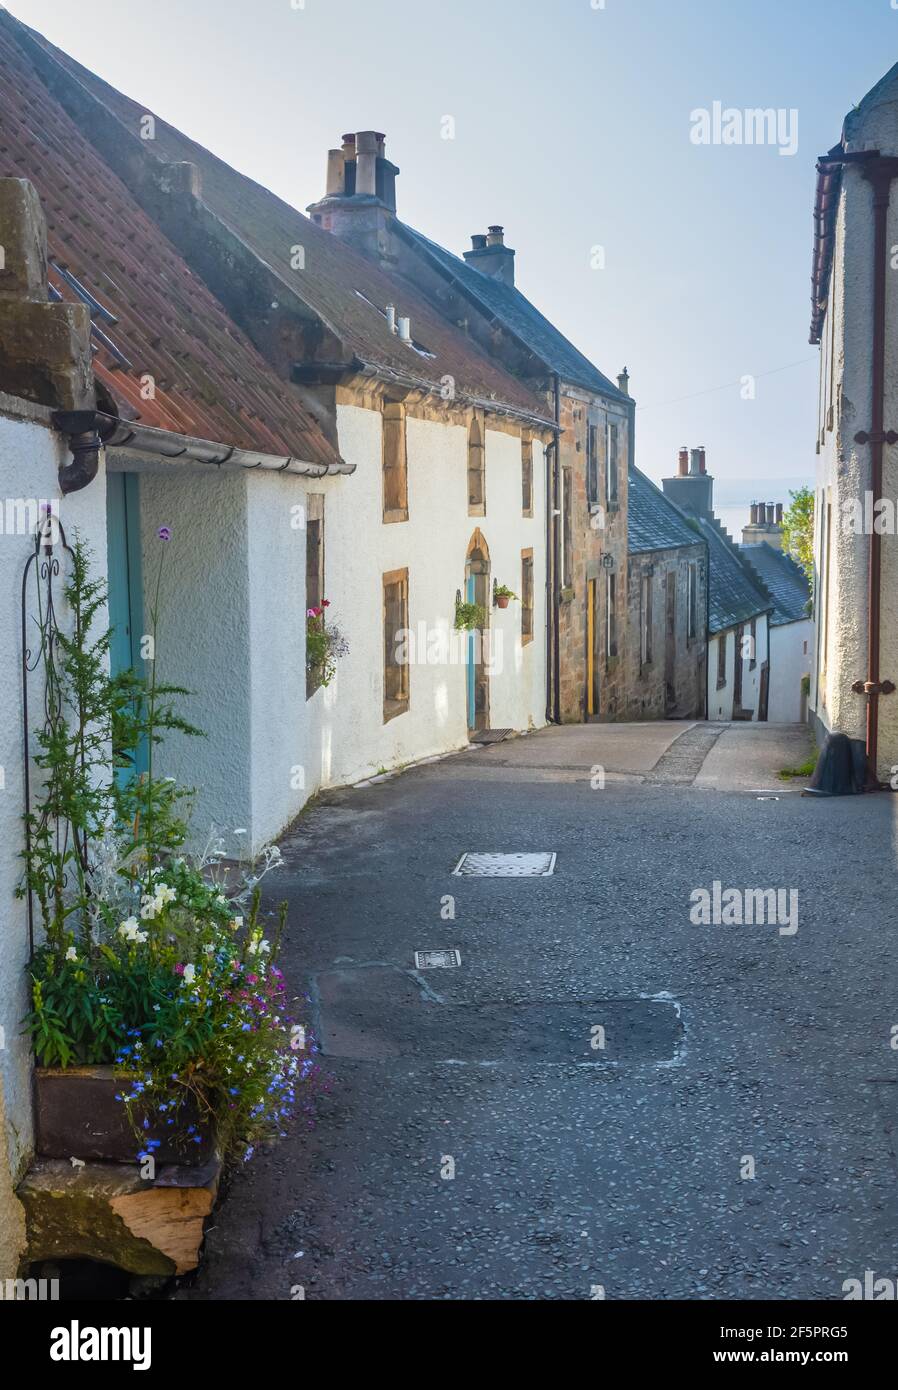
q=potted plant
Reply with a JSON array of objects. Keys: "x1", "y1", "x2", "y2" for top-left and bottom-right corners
[
  {"x1": 22, "y1": 528, "x2": 317, "y2": 1169},
  {"x1": 494, "y1": 585, "x2": 518, "y2": 610},
  {"x1": 307, "y1": 599, "x2": 349, "y2": 691},
  {"x1": 454, "y1": 600, "x2": 487, "y2": 631}
]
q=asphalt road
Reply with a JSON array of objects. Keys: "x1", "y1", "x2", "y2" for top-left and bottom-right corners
[{"x1": 179, "y1": 723, "x2": 898, "y2": 1301}]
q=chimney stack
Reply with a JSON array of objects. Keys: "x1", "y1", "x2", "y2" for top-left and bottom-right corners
[
  {"x1": 355, "y1": 130, "x2": 379, "y2": 196},
  {"x1": 617, "y1": 366, "x2": 630, "y2": 396},
  {"x1": 663, "y1": 444, "x2": 714, "y2": 519},
  {"x1": 308, "y1": 130, "x2": 401, "y2": 262},
  {"x1": 742, "y1": 499, "x2": 785, "y2": 550},
  {"x1": 464, "y1": 225, "x2": 516, "y2": 287}
]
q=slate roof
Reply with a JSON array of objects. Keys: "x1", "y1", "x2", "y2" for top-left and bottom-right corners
[
  {"x1": 0, "y1": 13, "x2": 338, "y2": 467},
  {"x1": 14, "y1": 19, "x2": 552, "y2": 427},
  {"x1": 696, "y1": 516, "x2": 774, "y2": 636},
  {"x1": 628, "y1": 465, "x2": 705, "y2": 555},
  {"x1": 740, "y1": 542, "x2": 811, "y2": 626},
  {"x1": 398, "y1": 225, "x2": 630, "y2": 404}
]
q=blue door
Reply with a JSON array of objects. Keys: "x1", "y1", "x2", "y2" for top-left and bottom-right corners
[
  {"x1": 106, "y1": 473, "x2": 148, "y2": 778},
  {"x1": 466, "y1": 573, "x2": 476, "y2": 730}
]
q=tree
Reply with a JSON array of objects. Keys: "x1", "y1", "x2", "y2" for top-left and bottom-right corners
[{"x1": 782, "y1": 487, "x2": 815, "y2": 587}]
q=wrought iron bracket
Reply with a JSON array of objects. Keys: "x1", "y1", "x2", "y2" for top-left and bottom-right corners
[
  {"x1": 854, "y1": 429, "x2": 898, "y2": 446},
  {"x1": 852, "y1": 679, "x2": 896, "y2": 696}
]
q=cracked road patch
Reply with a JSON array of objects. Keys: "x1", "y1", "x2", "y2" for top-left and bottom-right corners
[
  {"x1": 314, "y1": 964, "x2": 683, "y2": 1065},
  {"x1": 644, "y1": 723, "x2": 728, "y2": 785}
]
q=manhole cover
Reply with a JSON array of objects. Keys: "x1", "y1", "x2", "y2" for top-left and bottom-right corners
[
  {"x1": 453, "y1": 852, "x2": 556, "y2": 877},
  {"x1": 414, "y1": 949, "x2": 461, "y2": 970}
]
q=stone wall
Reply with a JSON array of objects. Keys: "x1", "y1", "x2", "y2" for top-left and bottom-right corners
[
  {"x1": 556, "y1": 387, "x2": 630, "y2": 722},
  {"x1": 623, "y1": 547, "x2": 708, "y2": 721}
]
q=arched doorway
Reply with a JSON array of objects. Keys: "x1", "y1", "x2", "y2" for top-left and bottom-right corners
[{"x1": 464, "y1": 529, "x2": 491, "y2": 734}]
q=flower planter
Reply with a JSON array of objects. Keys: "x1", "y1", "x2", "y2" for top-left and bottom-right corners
[
  {"x1": 496, "y1": 596, "x2": 510, "y2": 609},
  {"x1": 34, "y1": 1066, "x2": 214, "y2": 1167}
]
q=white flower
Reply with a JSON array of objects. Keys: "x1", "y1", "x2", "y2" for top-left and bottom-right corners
[
  {"x1": 204, "y1": 943, "x2": 215, "y2": 956},
  {"x1": 135, "y1": 930, "x2": 148, "y2": 945},
  {"x1": 120, "y1": 916, "x2": 139, "y2": 934},
  {"x1": 182, "y1": 963, "x2": 196, "y2": 985},
  {"x1": 215, "y1": 894, "x2": 228, "y2": 907},
  {"x1": 229, "y1": 917, "x2": 243, "y2": 931},
  {"x1": 65, "y1": 947, "x2": 77, "y2": 962},
  {"x1": 156, "y1": 883, "x2": 176, "y2": 905},
  {"x1": 140, "y1": 895, "x2": 158, "y2": 921}
]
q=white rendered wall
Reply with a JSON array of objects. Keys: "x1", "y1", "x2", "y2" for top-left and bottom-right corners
[
  {"x1": 0, "y1": 406, "x2": 108, "y2": 1277},
  {"x1": 707, "y1": 616, "x2": 769, "y2": 722},
  {"x1": 768, "y1": 620, "x2": 813, "y2": 725},
  {"x1": 812, "y1": 74, "x2": 898, "y2": 777},
  {"x1": 304, "y1": 404, "x2": 547, "y2": 792},
  {"x1": 137, "y1": 467, "x2": 255, "y2": 853}
]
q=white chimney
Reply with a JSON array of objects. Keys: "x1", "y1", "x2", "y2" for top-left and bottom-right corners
[
  {"x1": 397, "y1": 316, "x2": 412, "y2": 343},
  {"x1": 385, "y1": 305, "x2": 397, "y2": 334}
]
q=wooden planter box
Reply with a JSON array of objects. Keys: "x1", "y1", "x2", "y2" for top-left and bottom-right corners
[{"x1": 34, "y1": 1066, "x2": 214, "y2": 1167}]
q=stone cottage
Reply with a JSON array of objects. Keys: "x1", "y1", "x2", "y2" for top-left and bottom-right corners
[
  {"x1": 305, "y1": 133, "x2": 634, "y2": 725},
  {"x1": 4, "y1": 13, "x2": 555, "y2": 797},
  {"x1": 625, "y1": 464, "x2": 708, "y2": 720},
  {"x1": 662, "y1": 449, "x2": 773, "y2": 722}
]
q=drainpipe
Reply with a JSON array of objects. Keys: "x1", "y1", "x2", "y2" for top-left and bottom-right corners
[
  {"x1": 850, "y1": 154, "x2": 898, "y2": 787},
  {"x1": 552, "y1": 374, "x2": 562, "y2": 724},
  {"x1": 52, "y1": 411, "x2": 103, "y2": 494}
]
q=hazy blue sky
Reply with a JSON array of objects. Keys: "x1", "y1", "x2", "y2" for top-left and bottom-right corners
[{"x1": 7, "y1": 0, "x2": 896, "y2": 523}]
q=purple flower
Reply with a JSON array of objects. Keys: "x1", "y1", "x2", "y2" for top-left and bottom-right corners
[{"x1": 157, "y1": 526, "x2": 172, "y2": 542}]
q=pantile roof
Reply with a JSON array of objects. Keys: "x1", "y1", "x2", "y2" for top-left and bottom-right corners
[
  {"x1": 0, "y1": 12, "x2": 338, "y2": 467},
  {"x1": 15, "y1": 18, "x2": 552, "y2": 427}
]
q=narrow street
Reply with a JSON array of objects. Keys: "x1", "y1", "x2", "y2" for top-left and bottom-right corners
[{"x1": 180, "y1": 722, "x2": 898, "y2": 1302}]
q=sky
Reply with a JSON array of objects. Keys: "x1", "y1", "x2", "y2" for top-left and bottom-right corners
[{"x1": 6, "y1": 0, "x2": 896, "y2": 530}]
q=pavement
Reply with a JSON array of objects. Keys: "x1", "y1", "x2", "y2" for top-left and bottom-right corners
[{"x1": 178, "y1": 720, "x2": 898, "y2": 1302}]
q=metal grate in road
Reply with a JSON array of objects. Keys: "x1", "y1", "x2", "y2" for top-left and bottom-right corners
[
  {"x1": 414, "y1": 949, "x2": 461, "y2": 970},
  {"x1": 452, "y1": 852, "x2": 557, "y2": 877}
]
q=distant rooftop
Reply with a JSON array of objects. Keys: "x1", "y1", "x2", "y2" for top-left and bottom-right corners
[{"x1": 740, "y1": 541, "x2": 811, "y2": 626}]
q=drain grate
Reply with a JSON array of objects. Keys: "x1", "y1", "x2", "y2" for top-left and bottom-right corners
[
  {"x1": 469, "y1": 728, "x2": 513, "y2": 745},
  {"x1": 453, "y1": 852, "x2": 556, "y2": 877},
  {"x1": 414, "y1": 949, "x2": 461, "y2": 970}
]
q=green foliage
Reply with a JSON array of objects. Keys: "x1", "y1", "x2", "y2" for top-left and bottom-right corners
[
  {"x1": 306, "y1": 601, "x2": 348, "y2": 689},
  {"x1": 454, "y1": 601, "x2": 487, "y2": 631},
  {"x1": 782, "y1": 487, "x2": 815, "y2": 588},
  {"x1": 494, "y1": 585, "x2": 518, "y2": 601},
  {"x1": 23, "y1": 534, "x2": 314, "y2": 1163}
]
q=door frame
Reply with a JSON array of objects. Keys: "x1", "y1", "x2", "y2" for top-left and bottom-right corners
[{"x1": 465, "y1": 529, "x2": 491, "y2": 734}]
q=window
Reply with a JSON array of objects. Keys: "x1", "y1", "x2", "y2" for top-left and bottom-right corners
[
  {"x1": 468, "y1": 411, "x2": 485, "y2": 515},
  {"x1": 717, "y1": 632, "x2": 727, "y2": 689},
  {"x1": 587, "y1": 423, "x2": 599, "y2": 507},
  {"x1": 306, "y1": 495, "x2": 325, "y2": 699},
  {"x1": 382, "y1": 401, "x2": 408, "y2": 523},
  {"x1": 640, "y1": 572, "x2": 653, "y2": 666},
  {"x1": 687, "y1": 563, "x2": 698, "y2": 642},
  {"x1": 605, "y1": 570, "x2": 617, "y2": 660},
  {"x1": 562, "y1": 468, "x2": 573, "y2": 589},
  {"x1": 521, "y1": 433, "x2": 533, "y2": 516},
  {"x1": 749, "y1": 617, "x2": 757, "y2": 670},
  {"x1": 605, "y1": 421, "x2": 620, "y2": 507},
  {"x1": 383, "y1": 567, "x2": 409, "y2": 722},
  {"x1": 521, "y1": 549, "x2": 534, "y2": 644}
]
